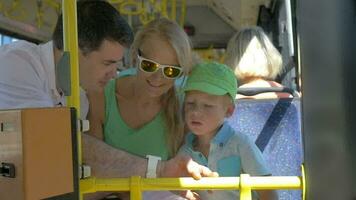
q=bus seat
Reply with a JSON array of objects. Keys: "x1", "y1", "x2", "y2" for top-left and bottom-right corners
[{"x1": 227, "y1": 98, "x2": 303, "y2": 200}]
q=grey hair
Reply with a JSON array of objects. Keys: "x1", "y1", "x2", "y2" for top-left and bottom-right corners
[
  {"x1": 224, "y1": 26, "x2": 282, "y2": 81},
  {"x1": 129, "y1": 18, "x2": 192, "y2": 75}
]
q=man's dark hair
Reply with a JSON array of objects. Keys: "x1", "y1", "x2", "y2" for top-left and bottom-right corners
[{"x1": 52, "y1": 0, "x2": 133, "y2": 54}]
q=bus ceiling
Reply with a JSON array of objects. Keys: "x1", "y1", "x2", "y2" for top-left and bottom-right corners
[{"x1": 0, "y1": 0, "x2": 274, "y2": 48}]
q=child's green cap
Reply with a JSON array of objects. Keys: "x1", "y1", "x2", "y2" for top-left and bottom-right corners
[{"x1": 183, "y1": 62, "x2": 238, "y2": 101}]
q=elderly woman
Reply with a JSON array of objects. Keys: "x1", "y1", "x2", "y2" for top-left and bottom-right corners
[{"x1": 225, "y1": 26, "x2": 291, "y2": 99}]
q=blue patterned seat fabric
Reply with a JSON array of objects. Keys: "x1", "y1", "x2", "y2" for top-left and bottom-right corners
[{"x1": 227, "y1": 98, "x2": 303, "y2": 200}]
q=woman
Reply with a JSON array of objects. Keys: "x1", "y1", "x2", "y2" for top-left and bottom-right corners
[
  {"x1": 88, "y1": 18, "x2": 194, "y2": 199},
  {"x1": 225, "y1": 26, "x2": 292, "y2": 99}
]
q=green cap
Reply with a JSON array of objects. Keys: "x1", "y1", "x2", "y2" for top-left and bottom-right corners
[{"x1": 183, "y1": 62, "x2": 237, "y2": 101}]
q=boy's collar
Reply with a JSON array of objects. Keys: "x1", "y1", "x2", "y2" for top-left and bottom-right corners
[
  {"x1": 186, "y1": 121, "x2": 234, "y2": 147},
  {"x1": 211, "y1": 121, "x2": 234, "y2": 146}
]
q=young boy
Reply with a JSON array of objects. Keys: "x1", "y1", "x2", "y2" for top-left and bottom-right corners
[{"x1": 180, "y1": 62, "x2": 278, "y2": 200}]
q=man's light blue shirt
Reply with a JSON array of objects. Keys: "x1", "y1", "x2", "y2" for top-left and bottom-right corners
[{"x1": 180, "y1": 121, "x2": 270, "y2": 200}]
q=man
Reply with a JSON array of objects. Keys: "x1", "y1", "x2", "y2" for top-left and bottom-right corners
[
  {"x1": 0, "y1": 1, "x2": 216, "y2": 199},
  {"x1": 0, "y1": 1, "x2": 132, "y2": 118}
]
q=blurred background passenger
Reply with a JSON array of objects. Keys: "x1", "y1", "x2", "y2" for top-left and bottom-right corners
[{"x1": 225, "y1": 26, "x2": 292, "y2": 99}]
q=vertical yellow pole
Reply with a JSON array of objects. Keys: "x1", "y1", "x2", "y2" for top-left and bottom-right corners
[
  {"x1": 240, "y1": 174, "x2": 252, "y2": 200},
  {"x1": 62, "y1": 0, "x2": 80, "y2": 115},
  {"x1": 130, "y1": 176, "x2": 142, "y2": 200},
  {"x1": 62, "y1": 0, "x2": 81, "y2": 161},
  {"x1": 161, "y1": 0, "x2": 168, "y2": 18},
  {"x1": 170, "y1": 0, "x2": 176, "y2": 21},
  {"x1": 62, "y1": 1, "x2": 82, "y2": 199},
  {"x1": 179, "y1": 0, "x2": 186, "y2": 26},
  {"x1": 301, "y1": 165, "x2": 306, "y2": 200}
]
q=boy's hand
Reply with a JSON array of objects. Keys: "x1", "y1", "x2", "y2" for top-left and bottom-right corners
[
  {"x1": 178, "y1": 190, "x2": 200, "y2": 200},
  {"x1": 159, "y1": 154, "x2": 218, "y2": 179}
]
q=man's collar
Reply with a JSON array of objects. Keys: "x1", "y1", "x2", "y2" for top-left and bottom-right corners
[{"x1": 39, "y1": 41, "x2": 62, "y2": 99}]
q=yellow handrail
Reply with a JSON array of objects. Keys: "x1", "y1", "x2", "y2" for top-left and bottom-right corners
[{"x1": 81, "y1": 175, "x2": 304, "y2": 200}]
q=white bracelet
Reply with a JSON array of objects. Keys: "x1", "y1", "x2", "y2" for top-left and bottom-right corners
[{"x1": 146, "y1": 155, "x2": 161, "y2": 178}]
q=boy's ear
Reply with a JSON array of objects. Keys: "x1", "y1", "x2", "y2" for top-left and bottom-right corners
[{"x1": 225, "y1": 104, "x2": 235, "y2": 118}]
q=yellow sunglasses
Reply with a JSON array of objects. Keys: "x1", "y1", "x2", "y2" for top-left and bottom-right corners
[{"x1": 137, "y1": 51, "x2": 183, "y2": 79}]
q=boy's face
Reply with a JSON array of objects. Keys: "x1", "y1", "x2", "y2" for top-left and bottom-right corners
[{"x1": 184, "y1": 90, "x2": 234, "y2": 137}]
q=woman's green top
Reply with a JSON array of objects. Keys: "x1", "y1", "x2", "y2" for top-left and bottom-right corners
[{"x1": 103, "y1": 78, "x2": 169, "y2": 160}]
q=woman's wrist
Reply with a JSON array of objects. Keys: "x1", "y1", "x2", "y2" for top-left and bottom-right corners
[
  {"x1": 156, "y1": 160, "x2": 164, "y2": 177},
  {"x1": 146, "y1": 155, "x2": 161, "y2": 178}
]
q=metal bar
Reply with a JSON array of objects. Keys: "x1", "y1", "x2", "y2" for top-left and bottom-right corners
[
  {"x1": 62, "y1": 1, "x2": 82, "y2": 200},
  {"x1": 170, "y1": 0, "x2": 176, "y2": 21},
  {"x1": 130, "y1": 176, "x2": 142, "y2": 200},
  {"x1": 248, "y1": 176, "x2": 302, "y2": 190},
  {"x1": 80, "y1": 178, "x2": 131, "y2": 194},
  {"x1": 240, "y1": 174, "x2": 252, "y2": 200},
  {"x1": 62, "y1": 1, "x2": 80, "y2": 116},
  {"x1": 142, "y1": 177, "x2": 240, "y2": 190},
  {"x1": 285, "y1": 0, "x2": 294, "y2": 56},
  {"x1": 62, "y1": 0, "x2": 82, "y2": 167},
  {"x1": 161, "y1": 0, "x2": 168, "y2": 18},
  {"x1": 80, "y1": 175, "x2": 302, "y2": 194},
  {"x1": 179, "y1": 0, "x2": 186, "y2": 26}
]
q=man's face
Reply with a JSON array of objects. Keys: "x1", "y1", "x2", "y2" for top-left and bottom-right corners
[{"x1": 79, "y1": 39, "x2": 125, "y2": 92}]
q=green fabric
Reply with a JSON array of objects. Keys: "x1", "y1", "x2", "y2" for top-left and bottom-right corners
[
  {"x1": 183, "y1": 62, "x2": 238, "y2": 101},
  {"x1": 103, "y1": 79, "x2": 170, "y2": 160}
]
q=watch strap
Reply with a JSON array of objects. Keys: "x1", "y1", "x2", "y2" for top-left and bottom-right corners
[{"x1": 146, "y1": 155, "x2": 161, "y2": 178}]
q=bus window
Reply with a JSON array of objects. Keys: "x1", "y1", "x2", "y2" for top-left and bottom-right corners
[{"x1": 0, "y1": 34, "x2": 18, "y2": 46}]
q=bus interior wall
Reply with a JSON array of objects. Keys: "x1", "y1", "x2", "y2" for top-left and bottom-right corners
[{"x1": 298, "y1": 0, "x2": 356, "y2": 199}]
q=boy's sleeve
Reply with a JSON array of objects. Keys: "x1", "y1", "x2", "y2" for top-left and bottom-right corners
[{"x1": 238, "y1": 134, "x2": 271, "y2": 176}]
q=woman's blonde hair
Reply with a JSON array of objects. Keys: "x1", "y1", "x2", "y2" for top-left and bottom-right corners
[
  {"x1": 224, "y1": 26, "x2": 282, "y2": 82},
  {"x1": 130, "y1": 18, "x2": 192, "y2": 156}
]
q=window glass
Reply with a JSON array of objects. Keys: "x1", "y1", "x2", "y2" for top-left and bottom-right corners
[{"x1": 0, "y1": 34, "x2": 18, "y2": 46}]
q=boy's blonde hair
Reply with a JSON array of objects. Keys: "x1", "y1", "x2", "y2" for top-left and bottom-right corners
[
  {"x1": 130, "y1": 18, "x2": 192, "y2": 156},
  {"x1": 224, "y1": 26, "x2": 282, "y2": 82}
]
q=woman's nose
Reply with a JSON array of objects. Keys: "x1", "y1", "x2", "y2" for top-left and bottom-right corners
[{"x1": 150, "y1": 68, "x2": 165, "y2": 80}]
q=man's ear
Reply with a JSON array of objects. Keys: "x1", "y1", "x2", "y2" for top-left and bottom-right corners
[{"x1": 225, "y1": 104, "x2": 235, "y2": 118}]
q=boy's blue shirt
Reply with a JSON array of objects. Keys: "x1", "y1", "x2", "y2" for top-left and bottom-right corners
[
  {"x1": 183, "y1": 122, "x2": 236, "y2": 171},
  {"x1": 180, "y1": 121, "x2": 270, "y2": 200}
]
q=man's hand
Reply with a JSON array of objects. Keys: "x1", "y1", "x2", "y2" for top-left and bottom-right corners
[{"x1": 159, "y1": 153, "x2": 218, "y2": 179}]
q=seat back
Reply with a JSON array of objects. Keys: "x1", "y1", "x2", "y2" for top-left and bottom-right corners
[{"x1": 227, "y1": 98, "x2": 303, "y2": 200}]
